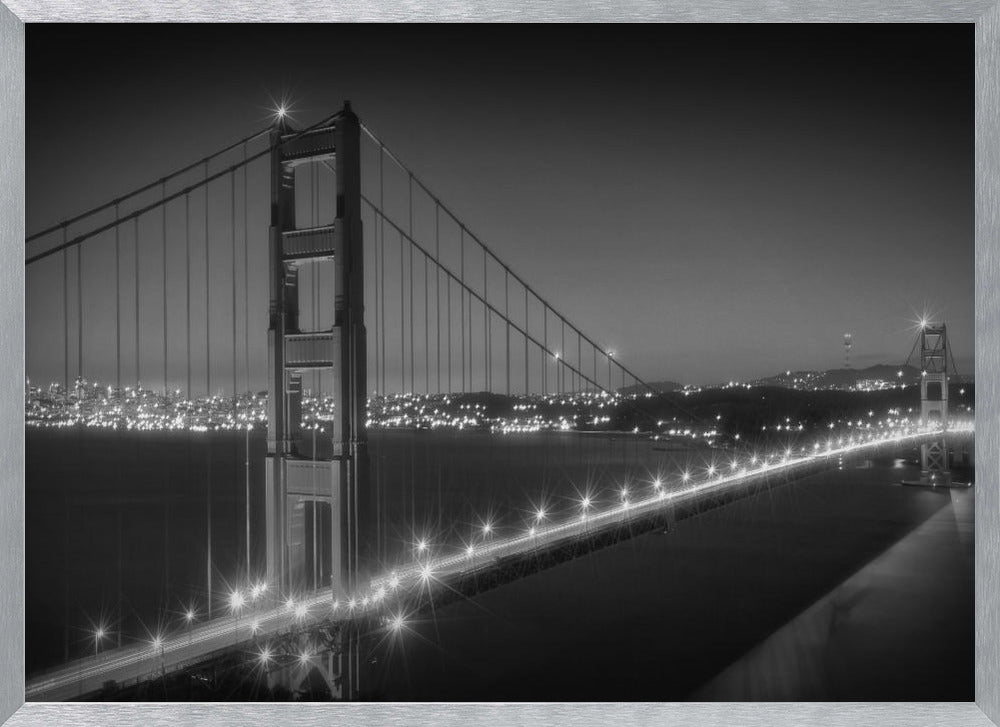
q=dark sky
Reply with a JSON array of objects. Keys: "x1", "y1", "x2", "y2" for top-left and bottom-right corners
[{"x1": 25, "y1": 24, "x2": 974, "y2": 389}]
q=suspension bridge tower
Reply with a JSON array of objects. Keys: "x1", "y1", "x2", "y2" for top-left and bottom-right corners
[
  {"x1": 264, "y1": 102, "x2": 370, "y2": 603},
  {"x1": 917, "y1": 322, "x2": 951, "y2": 486}
]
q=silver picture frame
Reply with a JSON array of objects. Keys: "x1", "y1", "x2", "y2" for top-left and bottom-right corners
[{"x1": 1, "y1": 3, "x2": 997, "y2": 725}]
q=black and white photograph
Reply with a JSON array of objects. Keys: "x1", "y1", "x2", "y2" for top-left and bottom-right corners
[{"x1": 21, "y1": 24, "x2": 974, "y2": 702}]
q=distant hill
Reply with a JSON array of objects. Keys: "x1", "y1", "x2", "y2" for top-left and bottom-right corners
[
  {"x1": 750, "y1": 363, "x2": 973, "y2": 389},
  {"x1": 618, "y1": 363, "x2": 971, "y2": 395},
  {"x1": 751, "y1": 364, "x2": 919, "y2": 389},
  {"x1": 618, "y1": 380, "x2": 683, "y2": 395}
]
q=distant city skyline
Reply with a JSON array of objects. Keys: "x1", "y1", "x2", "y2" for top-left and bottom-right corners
[{"x1": 25, "y1": 24, "x2": 973, "y2": 387}]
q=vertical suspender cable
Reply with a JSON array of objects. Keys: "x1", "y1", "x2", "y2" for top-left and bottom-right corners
[
  {"x1": 115, "y1": 205, "x2": 121, "y2": 391},
  {"x1": 232, "y1": 169, "x2": 237, "y2": 399},
  {"x1": 467, "y1": 249, "x2": 473, "y2": 390},
  {"x1": 378, "y1": 213, "x2": 384, "y2": 395},
  {"x1": 561, "y1": 320, "x2": 566, "y2": 394},
  {"x1": 162, "y1": 182, "x2": 168, "y2": 395},
  {"x1": 379, "y1": 210, "x2": 386, "y2": 396},
  {"x1": 77, "y1": 239, "x2": 83, "y2": 383},
  {"x1": 205, "y1": 161, "x2": 211, "y2": 398},
  {"x1": 505, "y1": 270, "x2": 510, "y2": 397},
  {"x1": 134, "y1": 217, "x2": 140, "y2": 388},
  {"x1": 435, "y1": 205, "x2": 441, "y2": 393},
  {"x1": 409, "y1": 244, "x2": 414, "y2": 395},
  {"x1": 540, "y1": 309, "x2": 545, "y2": 391},
  {"x1": 425, "y1": 250, "x2": 429, "y2": 393},
  {"x1": 460, "y1": 228, "x2": 465, "y2": 393},
  {"x1": 312, "y1": 163, "x2": 319, "y2": 397},
  {"x1": 372, "y1": 204, "x2": 378, "y2": 392},
  {"x1": 233, "y1": 165, "x2": 243, "y2": 583},
  {"x1": 447, "y1": 260, "x2": 452, "y2": 393},
  {"x1": 242, "y1": 143, "x2": 250, "y2": 581},
  {"x1": 185, "y1": 194, "x2": 191, "y2": 398},
  {"x1": 379, "y1": 143, "x2": 386, "y2": 397},
  {"x1": 203, "y1": 159, "x2": 212, "y2": 617},
  {"x1": 524, "y1": 288, "x2": 529, "y2": 395},
  {"x1": 244, "y1": 143, "x2": 250, "y2": 395},
  {"x1": 408, "y1": 173, "x2": 415, "y2": 394},
  {"x1": 62, "y1": 229, "x2": 68, "y2": 392},
  {"x1": 543, "y1": 308, "x2": 547, "y2": 394},
  {"x1": 484, "y1": 252, "x2": 489, "y2": 392},
  {"x1": 593, "y1": 346, "x2": 597, "y2": 390},
  {"x1": 577, "y1": 332, "x2": 582, "y2": 395},
  {"x1": 399, "y1": 232, "x2": 406, "y2": 393}
]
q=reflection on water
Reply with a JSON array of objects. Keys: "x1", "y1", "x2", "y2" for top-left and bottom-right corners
[{"x1": 26, "y1": 427, "x2": 698, "y2": 677}]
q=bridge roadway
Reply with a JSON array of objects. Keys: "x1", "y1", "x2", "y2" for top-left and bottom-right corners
[{"x1": 25, "y1": 425, "x2": 963, "y2": 701}]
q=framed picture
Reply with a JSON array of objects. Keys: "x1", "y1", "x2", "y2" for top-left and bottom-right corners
[{"x1": 1, "y1": 4, "x2": 998, "y2": 727}]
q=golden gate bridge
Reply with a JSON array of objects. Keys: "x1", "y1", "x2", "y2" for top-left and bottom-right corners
[{"x1": 23, "y1": 102, "x2": 969, "y2": 700}]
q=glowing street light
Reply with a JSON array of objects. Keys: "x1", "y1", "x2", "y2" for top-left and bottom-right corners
[
  {"x1": 389, "y1": 613, "x2": 406, "y2": 633},
  {"x1": 93, "y1": 627, "x2": 106, "y2": 657},
  {"x1": 228, "y1": 589, "x2": 246, "y2": 614},
  {"x1": 249, "y1": 581, "x2": 267, "y2": 602}
]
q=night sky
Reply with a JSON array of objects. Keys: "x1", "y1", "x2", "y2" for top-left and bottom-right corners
[{"x1": 25, "y1": 25, "x2": 973, "y2": 389}]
